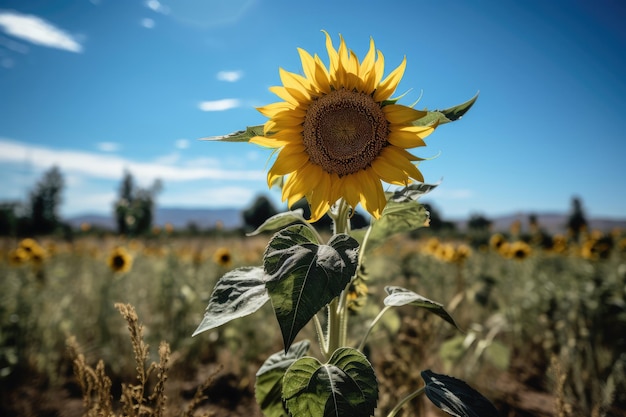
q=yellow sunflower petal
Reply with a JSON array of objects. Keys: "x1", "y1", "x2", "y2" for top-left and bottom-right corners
[
  {"x1": 358, "y1": 169, "x2": 387, "y2": 219},
  {"x1": 307, "y1": 172, "x2": 332, "y2": 222},
  {"x1": 269, "y1": 144, "x2": 309, "y2": 176},
  {"x1": 370, "y1": 150, "x2": 411, "y2": 185},
  {"x1": 256, "y1": 102, "x2": 295, "y2": 118},
  {"x1": 374, "y1": 56, "x2": 406, "y2": 102},
  {"x1": 250, "y1": 135, "x2": 291, "y2": 148},
  {"x1": 383, "y1": 104, "x2": 428, "y2": 124},
  {"x1": 279, "y1": 68, "x2": 313, "y2": 102},
  {"x1": 379, "y1": 146, "x2": 424, "y2": 182}
]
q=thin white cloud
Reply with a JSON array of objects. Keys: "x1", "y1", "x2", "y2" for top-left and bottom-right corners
[
  {"x1": 140, "y1": 18, "x2": 155, "y2": 29},
  {"x1": 0, "y1": 11, "x2": 83, "y2": 53},
  {"x1": 0, "y1": 138, "x2": 263, "y2": 183},
  {"x1": 96, "y1": 142, "x2": 120, "y2": 152},
  {"x1": 175, "y1": 138, "x2": 190, "y2": 149},
  {"x1": 198, "y1": 98, "x2": 240, "y2": 111},
  {"x1": 145, "y1": 0, "x2": 170, "y2": 14},
  {"x1": 217, "y1": 70, "x2": 243, "y2": 82}
]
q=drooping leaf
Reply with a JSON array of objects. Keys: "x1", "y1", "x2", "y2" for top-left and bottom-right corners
[
  {"x1": 421, "y1": 370, "x2": 499, "y2": 417},
  {"x1": 362, "y1": 200, "x2": 429, "y2": 254},
  {"x1": 264, "y1": 225, "x2": 359, "y2": 351},
  {"x1": 413, "y1": 92, "x2": 479, "y2": 127},
  {"x1": 247, "y1": 209, "x2": 308, "y2": 236},
  {"x1": 192, "y1": 266, "x2": 269, "y2": 336},
  {"x1": 199, "y1": 124, "x2": 265, "y2": 142},
  {"x1": 384, "y1": 286, "x2": 459, "y2": 330},
  {"x1": 255, "y1": 340, "x2": 311, "y2": 417},
  {"x1": 388, "y1": 182, "x2": 440, "y2": 203},
  {"x1": 283, "y1": 348, "x2": 378, "y2": 417}
]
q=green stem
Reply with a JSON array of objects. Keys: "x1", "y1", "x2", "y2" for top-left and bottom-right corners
[
  {"x1": 326, "y1": 199, "x2": 353, "y2": 354},
  {"x1": 358, "y1": 305, "x2": 391, "y2": 351},
  {"x1": 385, "y1": 386, "x2": 425, "y2": 417}
]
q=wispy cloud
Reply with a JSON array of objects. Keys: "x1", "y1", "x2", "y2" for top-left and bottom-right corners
[
  {"x1": 198, "y1": 98, "x2": 241, "y2": 112},
  {"x1": 96, "y1": 142, "x2": 120, "y2": 152},
  {"x1": 175, "y1": 139, "x2": 190, "y2": 149},
  {"x1": 145, "y1": 0, "x2": 170, "y2": 15},
  {"x1": 0, "y1": 11, "x2": 83, "y2": 53},
  {"x1": 140, "y1": 18, "x2": 155, "y2": 29},
  {"x1": 217, "y1": 70, "x2": 243, "y2": 82},
  {"x1": 0, "y1": 138, "x2": 263, "y2": 183}
]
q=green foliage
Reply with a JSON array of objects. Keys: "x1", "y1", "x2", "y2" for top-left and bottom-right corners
[
  {"x1": 243, "y1": 195, "x2": 280, "y2": 232},
  {"x1": 264, "y1": 225, "x2": 359, "y2": 350},
  {"x1": 421, "y1": 370, "x2": 499, "y2": 417},
  {"x1": 283, "y1": 348, "x2": 378, "y2": 417},
  {"x1": 29, "y1": 165, "x2": 64, "y2": 235},
  {"x1": 192, "y1": 266, "x2": 269, "y2": 336},
  {"x1": 255, "y1": 340, "x2": 311, "y2": 417},
  {"x1": 114, "y1": 170, "x2": 162, "y2": 236},
  {"x1": 383, "y1": 286, "x2": 459, "y2": 330}
]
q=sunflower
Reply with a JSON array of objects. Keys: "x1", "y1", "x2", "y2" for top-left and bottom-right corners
[
  {"x1": 107, "y1": 246, "x2": 133, "y2": 273},
  {"x1": 213, "y1": 247, "x2": 233, "y2": 267},
  {"x1": 250, "y1": 31, "x2": 436, "y2": 221}
]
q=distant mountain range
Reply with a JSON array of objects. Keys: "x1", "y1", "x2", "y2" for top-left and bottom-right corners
[
  {"x1": 66, "y1": 207, "x2": 626, "y2": 234},
  {"x1": 66, "y1": 207, "x2": 242, "y2": 231}
]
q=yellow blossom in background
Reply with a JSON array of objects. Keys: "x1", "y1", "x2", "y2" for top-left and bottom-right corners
[
  {"x1": 251, "y1": 31, "x2": 437, "y2": 221},
  {"x1": 505, "y1": 241, "x2": 532, "y2": 260},
  {"x1": 8, "y1": 247, "x2": 30, "y2": 266},
  {"x1": 107, "y1": 246, "x2": 133, "y2": 273},
  {"x1": 489, "y1": 233, "x2": 506, "y2": 252},
  {"x1": 213, "y1": 247, "x2": 232, "y2": 267}
]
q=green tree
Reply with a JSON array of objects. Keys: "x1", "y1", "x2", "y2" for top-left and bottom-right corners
[
  {"x1": 113, "y1": 170, "x2": 162, "y2": 236},
  {"x1": 567, "y1": 196, "x2": 587, "y2": 241},
  {"x1": 29, "y1": 166, "x2": 64, "y2": 235},
  {"x1": 242, "y1": 195, "x2": 279, "y2": 232}
]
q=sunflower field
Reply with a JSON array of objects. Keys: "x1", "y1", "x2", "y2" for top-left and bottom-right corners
[{"x1": 1, "y1": 222, "x2": 625, "y2": 417}]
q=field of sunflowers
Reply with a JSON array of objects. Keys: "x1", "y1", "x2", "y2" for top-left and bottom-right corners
[{"x1": 1, "y1": 223, "x2": 625, "y2": 417}]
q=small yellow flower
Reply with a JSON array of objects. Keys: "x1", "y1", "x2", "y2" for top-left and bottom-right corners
[
  {"x1": 107, "y1": 246, "x2": 133, "y2": 273},
  {"x1": 489, "y1": 233, "x2": 506, "y2": 251},
  {"x1": 251, "y1": 31, "x2": 436, "y2": 221},
  {"x1": 8, "y1": 247, "x2": 29, "y2": 266},
  {"x1": 213, "y1": 247, "x2": 233, "y2": 267},
  {"x1": 506, "y1": 241, "x2": 532, "y2": 260}
]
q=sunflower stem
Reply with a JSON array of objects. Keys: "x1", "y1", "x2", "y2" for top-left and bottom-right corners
[{"x1": 326, "y1": 199, "x2": 353, "y2": 353}]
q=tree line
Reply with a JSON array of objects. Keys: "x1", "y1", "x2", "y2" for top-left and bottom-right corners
[{"x1": 0, "y1": 165, "x2": 590, "y2": 238}]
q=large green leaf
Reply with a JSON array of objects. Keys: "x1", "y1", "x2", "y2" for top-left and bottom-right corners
[
  {"x1": 384, "y1": 286, "x2": 459, "y2": 330},
  {"x1": 413, "y1": 92, "x2": 479, "y2": 127},
  {"x1": 283, "y1": 348, "x2": 378, "y2": 417},
  {"x1": 421, "y1": 370, "x2": 498, "y2": 417},
  {"x1": 264, "y1": 225, "x2": 359, "y2": 351},
  {"x1": 388, "y1": 182, "x2": 440, "y2": 203},
  {"x1": 246, "y1": 209, "x2": 308, "y2": 236},
  {"x1": 192, "y1": 266, "x2": 269, "y2": 336},
  {"x1": 199, "y1": 124, "x2": 265, "y2": 142},
  {"x1": 255, "y1": 340, "x2": 311, "y2": 417},
  {"x1": 363, "y1": 200, "x2": 429, "y2": 254}
]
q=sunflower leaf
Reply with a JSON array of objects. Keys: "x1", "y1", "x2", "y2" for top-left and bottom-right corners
[
  {"x1": 192, "y1": 266, "x2": 269, "y2": 336},
  {"x1": 199, "y1": 124, "x2": 265, "y2": 142},
  {"x1": 421, "y1": 369, "x2": 499, "y2": 417},
  {"x1": 246, "y1": 209, "x2": 308, "y2": 236},
  {"x1": 413, "y1": 92, "x2": 479, "y2": 127},
  {"x1": 388, "y1": 182, "x2": 440, "y2": 203},
  {"x1": 362, "y1": 200, "x2": 429, "y2": 254},
  {"x1": 384, "y1": 286, "x2": 460, "y2": 330},
  {"x1": 264, "y1": 225, "x2": 359, "y2": 351},
  {"x1": 256, "y1": 340, "x2": 311, "y2": 417},
  {"x1": 283, "y1": 348, "x2": 378, "y2": 417}
]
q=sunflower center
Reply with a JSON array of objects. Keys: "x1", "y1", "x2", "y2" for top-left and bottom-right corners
[{"x1": 302, "y1": 89, "x2": 389, "y2": 176}]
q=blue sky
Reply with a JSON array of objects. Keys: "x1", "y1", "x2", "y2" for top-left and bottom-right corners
[{"x1": 1, "y1": 0, "x2": 625, "y2": 221}]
